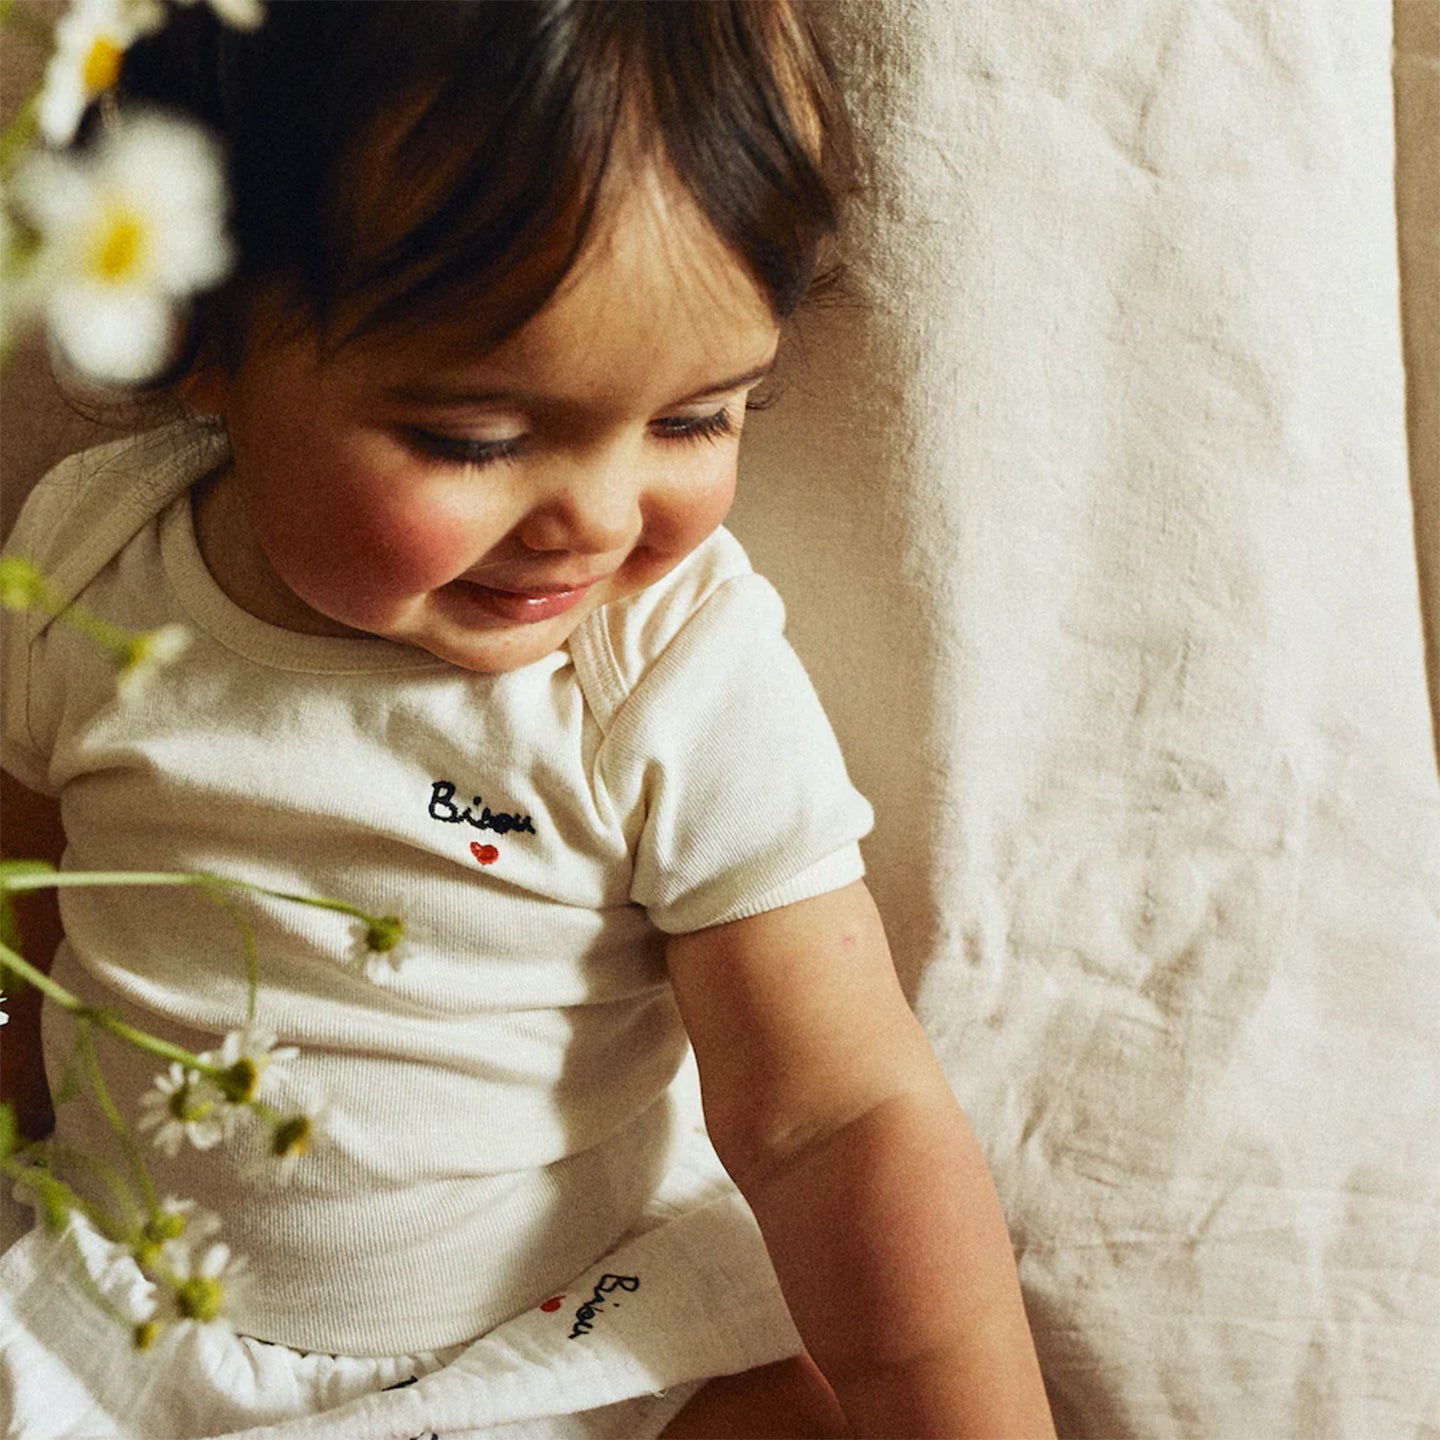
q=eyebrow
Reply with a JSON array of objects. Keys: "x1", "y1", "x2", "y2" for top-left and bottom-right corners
[{"x1": 381, "y1": 357, "x2": 777, "y2": 410}]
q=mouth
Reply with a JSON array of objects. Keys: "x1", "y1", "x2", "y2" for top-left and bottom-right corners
[{"x1": 444, "y1": 576, "x2": 602, "y2": 624}]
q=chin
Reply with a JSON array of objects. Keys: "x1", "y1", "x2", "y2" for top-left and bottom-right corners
[{"x1": 406, "y1": 621, "x2": 573, "y2": 675}]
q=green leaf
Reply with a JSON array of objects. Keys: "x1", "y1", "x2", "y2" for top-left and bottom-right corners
[{"x1": 0, "y1": 1102, "x2": 17, "y2": 1162}]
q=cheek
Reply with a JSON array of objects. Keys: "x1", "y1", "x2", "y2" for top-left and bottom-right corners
[
  {"x1": 256, "y1": 455, "x2": 485, "y2": 602},
  {"x1": 646, "y1": 461, "x2": 738, "y2": 557}
]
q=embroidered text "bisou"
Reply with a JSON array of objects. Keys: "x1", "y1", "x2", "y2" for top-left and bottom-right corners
[{"x1": 428, "y1": 781, "x2": 536, "y2": 835}]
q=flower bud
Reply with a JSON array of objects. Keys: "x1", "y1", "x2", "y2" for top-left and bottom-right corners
[
  {"x1": 364, "y1": 915, "x2": 405, "y2": 953},
  {"x1": 175, "y1": 1275, "x2": 225, "y2": 1323},
  {"x1": 272, "y1": 1114, "x2": 312, "y2": 1159},
  {"x1": 0, "y1": 557, "x2": 43, "y2": 611}
]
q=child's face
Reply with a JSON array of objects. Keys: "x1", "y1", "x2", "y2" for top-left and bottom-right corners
[{"x1": 195, "y1": 177, "x2": 780, "y2": 674}]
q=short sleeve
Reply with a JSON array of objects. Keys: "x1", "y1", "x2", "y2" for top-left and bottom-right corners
[
  {"x1": 1, "y1": 425, "x2": 226, "y2": 797},
  {"x1": 1, "y1": 466, "x2": 83, "y2": 795},
  {"x1": 0, "y1": 617, "x2": 52, "y2": 794},
  {"x1": 598, "y1": 573, "x2": 874, "y2": 935}
]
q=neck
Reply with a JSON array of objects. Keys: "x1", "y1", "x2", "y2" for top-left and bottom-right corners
[{"x1": 191, "y1": 461, "x2": 357, "y2": 638}]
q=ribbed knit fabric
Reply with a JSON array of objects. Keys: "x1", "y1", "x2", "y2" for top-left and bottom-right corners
[{"x1": 1, "y1": 427, "x2": 873, "y2": 1356}]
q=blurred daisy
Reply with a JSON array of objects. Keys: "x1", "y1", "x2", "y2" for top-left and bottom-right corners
[
  {"x1": 163, "y1": 1240, "x2": 252, "y2": 1329},
  {"x1": 173, "y1": 0, "x2": 267, "y2": 32},
  {"x1": 135, "y1": 1195, "x2": 222, "y2": 1272},
  {"x1": 0, "y1": 556, "x2": 45, "y2": 612},
  {"x1": 116, "y1": 622, "x2": 190, "y2": 699},
  {"x1": 201, "y1": 1023, "x2": 299, "y2": 1105},
  {"x1": 12, "y1": 110, "x2": 233, "y2": 384},
  {"x1": 137, "y1": 1062, "x2": 228, "y2": 1156},
  {"x1": 40, "y1": 0, "x2": 167, "y2": 147},
  {"x1": 348, "y1": 912, "x2": 407, "y2": 985},
  {"x1": 245, "y1": 1094, "x2": 331, "y2": 1185}
]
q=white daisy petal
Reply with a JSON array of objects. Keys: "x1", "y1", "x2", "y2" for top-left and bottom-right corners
[
  {"x1": 39, "y1": 0, "x2": 168, "y2": 147},
  {"x1": 172, "y1": 0, "x2": 266, "y2": 30},
  {"x1": 137, "y1": 1062, "x2": 228, "y2": 1155},
  {"x1": 209, "y1": 1023, "x2": 300, "y2": 1103},
  {"x1": 160, "y1": 1239, "x2": 252, "y2": 1330},
  {"x1": 12, "y1": 110, "x2": 234, "y2": 384},
  {"x1": 48, "y1": 283, "x2": 174, "y2": 384},
  {"x1": 144, "y1": 1197, "x2": 224, "y2": 1272},
  {"x1": 347, "y1": 912, "x2": 407, "y2": 984},
  {"x1": 115, "y1": 622, "x2": 191, "y2": 700},
  {"x1": 205, "y1": 0, "x2": 266, "y2": 31},
  {"x1": 240, "y1": 1093, "x2": 331, "y2": 1186}
]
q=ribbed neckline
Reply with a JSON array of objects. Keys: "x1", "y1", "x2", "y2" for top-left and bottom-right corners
[{"x1": 160, "y1": 491, "x2": 448, "y2": 676}]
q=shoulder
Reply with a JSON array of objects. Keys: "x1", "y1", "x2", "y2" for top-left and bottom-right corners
[
  {"x1": 3, "y1": 422, "x2": 226, "y2": 636},
  {"x1": 569, "y1": 527, "x2": 785, "y2": 728}
]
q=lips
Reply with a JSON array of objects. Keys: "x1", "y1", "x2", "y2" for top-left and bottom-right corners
[{"x1": 445, "y1": 576, "x2": 600, "y2": 623}]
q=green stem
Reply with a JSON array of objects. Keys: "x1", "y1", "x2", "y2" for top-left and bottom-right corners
[
  {"x1": 2, "y1": 868, "x2": 381, "y2": 927},
  {"x1": 0, "y1": 940, "x2": 79, "y2": 1008},
  {"x1": 77, "y1": 1023, "x2": 158, "y2": 1213},
  {"x1": 0, "y1": 940, "x2": 227, "y2": 1083},
  {"x1": 7, "y1": 571, "x2": 136, "y2": 657},
  {"x1": 2, "y1": 1153, "x2": 127, "y2": 1243},
  {"x1": 48, "y1": 1138, "x2": 143, "y2": 1233},
  {"x1": 201, "y1": 888, "x2": 261, "y2": 1026},
  {"x1": 2, "y1": 870, "x2": 213, "y2": 894}
]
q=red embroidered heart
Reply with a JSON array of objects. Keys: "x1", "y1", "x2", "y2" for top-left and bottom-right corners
[
  {"x1": 470, "y1": 843, "x2": 500, "y2": 866},
  {"x1": 540, "y1": 1296, "x2": 564, "y2": 1313}
]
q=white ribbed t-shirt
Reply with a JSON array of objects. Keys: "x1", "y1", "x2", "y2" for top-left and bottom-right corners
[{"x1": 1, "y1": 426, "x2": 873, "y2": 1355}]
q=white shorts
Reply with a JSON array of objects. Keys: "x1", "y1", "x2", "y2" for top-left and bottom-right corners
[{"x1": 0, "y1": 1135, "x2": 801, "y2": 1440}]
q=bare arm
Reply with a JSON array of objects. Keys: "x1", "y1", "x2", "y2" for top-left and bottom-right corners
[
  {"x1": 667, "y1": 881, "x2": 1054, "y2": 1439},
  {"x1": 1, "y1": 771, "x2": 66, "y2": 1140}
]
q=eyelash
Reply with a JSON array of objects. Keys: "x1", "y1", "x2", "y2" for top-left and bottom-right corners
[{"x1": 404, "y1": 407, "x2": 737, "y2": 469}]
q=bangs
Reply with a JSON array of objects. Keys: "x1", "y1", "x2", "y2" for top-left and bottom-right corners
[{"x1": 118, "y1": 1, "x2": 852, "y2": 365}]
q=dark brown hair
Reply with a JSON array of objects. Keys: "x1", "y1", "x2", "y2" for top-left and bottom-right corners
[{"x1": 116, "y1": 0, "x2": 853, "y2": 374}]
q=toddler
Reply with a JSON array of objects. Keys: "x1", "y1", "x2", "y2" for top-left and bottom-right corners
[{"x1": 0, "y1": 4, "x2": 1053, "y2": 1436}]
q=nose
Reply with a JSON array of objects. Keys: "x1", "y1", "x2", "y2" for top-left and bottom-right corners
[{"x1": 517, "y1": 448, "x2": 644, "y2": 557}]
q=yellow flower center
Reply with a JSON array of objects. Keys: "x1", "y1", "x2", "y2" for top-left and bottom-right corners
[
  {"x1": 168, "y1": 1086, "x2": 213, "y2": 1124},
  {"x1": 221, "y1": 1057, "x2": 260, "y2": 1103},
  {"x1": 176, "y1": 1275, "x2": 225, "y2": 1323},
  {"x1": 88, "y1": 207, "x2": 148, "y2": 284},
  {"x1": 83, "y1": 36, "x2": 125, "y2": 97},
  {"x1": 273, "y1": 1115, "x2": 312, "y2": 1159}
]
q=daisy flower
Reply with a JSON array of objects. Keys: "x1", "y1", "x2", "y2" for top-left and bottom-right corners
[
  {"x1": 0, "y1": 995, "x2": 7, "y2": 1027},
  {"x1": 162, "y1": 1239, "x2": 252, "y2": 1329},
  {"x1": 134, "y1": 1195, "x2": 222, "y2": 1272},
  {"x1": 137, "y1": 1062, "x2": 228, "y2": 1156},
  {"x1": 245, "y1": 1094, "x2": 331, "y2": 1185},
  {"x1": 200, "y1": 1023, "x2": 298, "y2": 1105},
  {"x1": 348, "y1": 912, "x2": 407, "y2": 985},
  {"x1": 115, "y1": 622, "x2": 190, "y2": 699},
  {"x1": 12, "y1": 109, "x2": 234, "y2": 384},
  {"x1": 39, "y1": 0, "x2": 167, "y2": 148}
]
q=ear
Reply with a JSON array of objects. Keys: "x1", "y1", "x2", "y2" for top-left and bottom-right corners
[{"x1": 181, "y1": 360, "x2": 230, "y2": 417}]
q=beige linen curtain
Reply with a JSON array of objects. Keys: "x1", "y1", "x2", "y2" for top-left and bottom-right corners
[{"x1": 3, "y1": 4, "x2": 1437, "y2": 1437}]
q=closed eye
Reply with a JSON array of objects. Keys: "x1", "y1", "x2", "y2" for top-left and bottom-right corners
[
  {"x1": 650, "y1": 408, "x2": 736, "y2": 445},
  {"x1": 402, "y1": 429, "x2": 523, "y2": 468},
  {"x1": 403, "y1": 405, "x2": 738, "y2": 467}
]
